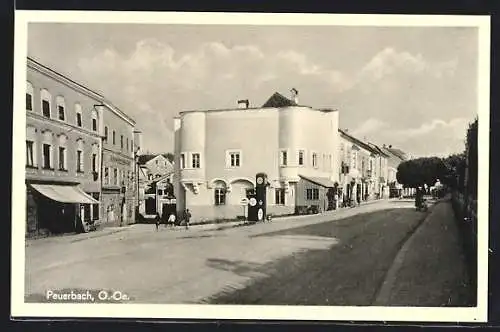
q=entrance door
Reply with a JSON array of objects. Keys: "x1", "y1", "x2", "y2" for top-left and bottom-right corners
[{"x1": 145, "y1": 197, "x2": 156, "y2": 215}]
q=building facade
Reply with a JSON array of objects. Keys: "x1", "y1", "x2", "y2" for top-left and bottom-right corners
[
  {"x1": 25, "y1": 57, "x2": 139, "y2": 236},
  {"x1": 100, "y1": 102, "x2": 137, "y2": 226},
  {"x1": 26, "y1": 57, "x2": 102, "y2": 236},
  {"x1": 338, "y1": 129, "x2": 384, "y2": 206},
  {"x1": 174, "y1": 91, "x2": 340, "y2": 223}
]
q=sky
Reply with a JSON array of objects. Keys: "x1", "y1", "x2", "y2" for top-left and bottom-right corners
[{"x1": 27, "y1": 23, "x2": 478, "y2": 157}]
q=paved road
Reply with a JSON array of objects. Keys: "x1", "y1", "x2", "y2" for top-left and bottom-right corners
[{"x1": 24, "y1": 198, "x2": 470, "y2": 305}]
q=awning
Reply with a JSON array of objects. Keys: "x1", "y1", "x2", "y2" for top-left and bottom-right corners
[
  {"x1": 30, "y1": 184, "x2": 99, "y2": 204},
  {"x1": 299, "y1": 175, "x2": 337, "y2": 188}
]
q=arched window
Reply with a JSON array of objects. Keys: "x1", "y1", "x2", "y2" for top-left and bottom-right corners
[
  {"x1": 56, "y1": 96, "x2": 66, "y2": 121},
  {"x1": 40, "y1": 89, "x2": 52, "y2": 118},
  {"x1": 91, "y1": 110, "x2": 98, "y2": 132},
  {"x1": 76, "y1": 139, "x2": 84, "y2": 172},
  {"x1": 26, "y1": 126, "x2": 37, "y2": 167},
  {"x1": 213, "y1": 180, "x2": 227, "y2": 206},
  {"x1": 57, "y1": 134, "x2": 68, "y2": 171},
  {"x1": 41, "y1": 130, "x2": 53, "y2": 169},
  {"x1": 26, "y1": 81, "x2": 34, "y2": 111},
  {"x1": 75, "y1": 103, "x2": 82, "y2": 127}
]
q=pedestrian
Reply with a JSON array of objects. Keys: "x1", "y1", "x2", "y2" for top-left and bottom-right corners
[
  {"x1": 155, "y1": 212, "x2": 161, "y2": 231},
  {"x1": 167, "y1": 212, "x2": 176, "y2": 228},
  {"x1": 183, "y1": 209, "x2": 191, "y2": 230}
]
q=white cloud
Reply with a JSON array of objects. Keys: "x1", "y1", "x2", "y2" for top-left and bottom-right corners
[
  {"x1": 393, "y1": 118, "x2": 469, "y2": 138},
  {"x1": 76, "y1": 39, "x2": 351, "y2": 152},
  {"x1": 351, "y1": 118, "x2": 388, "y2": 137},
  {"x1": 358, "y1": 47, "x2": 458, "y2": 83}
]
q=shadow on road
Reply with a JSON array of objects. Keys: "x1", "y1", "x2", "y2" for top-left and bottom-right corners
[{"x1": 205, "y1": 258, "x2": 267, "y2": 278}]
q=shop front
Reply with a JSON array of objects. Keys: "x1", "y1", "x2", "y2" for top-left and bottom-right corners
[{"x1": 26, "y1": 182, "x2": 100, "y2": 237}]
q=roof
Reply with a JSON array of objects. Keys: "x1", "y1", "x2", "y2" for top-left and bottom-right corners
[
  {"x1": 137, "y1": 154, "x2": 157, "y2": 165},
  {"x1": 262, "y1": 92, "x2": 298, "y2": 108},
  {"x1": 338, "y1": 129, "x2": 380, "y2": 155},
  {"x1": 380, "y1": 146, "x2": 407, "y2": 161},
  {"x1": 299, "y1": 175, "x2": 337, "y2": 188},
  {"x1": 367, "y1": 142, "x2": 391, "y2": 157}
]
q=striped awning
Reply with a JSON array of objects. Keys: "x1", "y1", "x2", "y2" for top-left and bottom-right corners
[{"x1": 30, "y1": 184, "x2": 99, "y2": 204}]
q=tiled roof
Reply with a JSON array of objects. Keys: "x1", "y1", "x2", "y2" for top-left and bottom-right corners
[{"x1": 262, "y1": 92, "x2": 298, "y2": 108}]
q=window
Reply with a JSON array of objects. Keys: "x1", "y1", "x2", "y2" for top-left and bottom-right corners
[
  {"x1": 91, "y1": 193, "x2": 99, "y2": 221},
  {"x1": 56, "y1": 96, "x2": 65, "y2": 121},
  {"x1": 158, "y1": 189, "x2": 163, "y2": 196},
  {"x1": 26, "y1": 82, "x2": 33, "y2": 111},
  {"x1": 77, "y1": 150, "x2": 83, "y2": 172},
  {"x1": 246, "y1": 188, "x2": 255, "y2": 198},
  {"x1": 214, "y1": 188, "x2": 226, "y2": 205},
  {"x1": 76, "y1": 113, "x2": 82, "y2": 127},
  {"x1": 112, "y1": 131, "x2": 116, "y2": 145},
  {"x1": 227, "y1": 151, "x2": 241, "y2": 167},
  {"x1": 298, "y1": 150, "x2": 304, "y2": 166},
  {"x1": 131, "y1": 139, "x2": 134, "y2": 152},
  {"x1": 180, "y1": 154, "x2": 185, "y2": 169},
  {"x1": 312, "y1": 153, "x2": 318, "y2": 168},
  {"x1": 126, "y1": 138, "x2": 129, "y2": 151},
  {"x1": 280, "y1": 150, "x2": 288, "y2": 166},
  {"x1": 26, "y1": 141, "x2": 35, "y2": 167},
  {"x1": 121, "y1": 135, "x2": 124, "y2": 149},
  {"x1": 41, "y1": 89, "x2": 51, "y2": 118},
  {"x1": 75, "y1": 103, "x2": 82, "y2": 127},
  {"x1": 43, "y1": 144, "x2": 52, "y2": 169},
  {"x1": 91, "y1": 110, "x2": 98, "y2": 132},
  {"x1": 92, "y1": 153, "x2": 97, "y2": 173},
  {"x1": 192, "y1": 153, "x2": 201, "y2": 168},
  {"x1": 275, "y1": 188, "x2": 285, "y2": 205},
  {"x1": 104, "y1": 167, "x2": 109, "y2": 185},
  {"x1": 114, "y1": 168, "x2": 118, "y2": 185},
  {"x1": 306, "y1": 188, "x2": 319, "y2": 200},
  {"x1": 58, "y1": 147, "x2": 66, "y2": 170},
  {"x1": 104, "y1": 127, "x2": 108, "y2": 141}
]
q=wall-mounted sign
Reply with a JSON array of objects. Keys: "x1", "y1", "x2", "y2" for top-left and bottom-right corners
[
  {"x1": 249, "y1": 198, "x2": 257, "y2": 206},
  {"x1": 108, "y1": 155, "x2": 132, "y2": 166}
]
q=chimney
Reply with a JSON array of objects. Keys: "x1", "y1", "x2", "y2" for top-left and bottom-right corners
[
  {"x1": 238, "y1": 99, "x2": 249, "y2": 109},
  {"x1": 290, "y1": 88, "x2": 298, "y2": 104}
]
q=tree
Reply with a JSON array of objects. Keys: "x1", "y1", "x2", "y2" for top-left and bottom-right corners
[{"x1": 397, "y1": 157, "x2": 447, "y2": 188}]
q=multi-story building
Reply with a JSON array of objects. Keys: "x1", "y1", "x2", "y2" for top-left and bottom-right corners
[
  {"x1": 367, "y1": 142, "x2": 390, "y2": 198},
  {"x1": 25, "y1": 57, "x2": 139, "y2": 236},
  {"x1": 174, "y1": 90, "x2": 340, "y2": 223},
  {"x1": 379, "y1": 144, "x2": 409, "y2": 197},
  {"x1": 100, "y1": 101, "x2": 137, "y2": 226},
  {"x1": 138, "y1": 154, "x2": 174, "y2": 181},
  {"x1": 338, "y1": 129, "x2": 386, "y2": 205},
  {"x1": 25, "y1": 57, "x2": 102, "y2": 236}
]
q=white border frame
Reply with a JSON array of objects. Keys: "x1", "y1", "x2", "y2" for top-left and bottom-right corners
[{"x1": 12, "y1": 11, "x2": 490, "y2": 323}]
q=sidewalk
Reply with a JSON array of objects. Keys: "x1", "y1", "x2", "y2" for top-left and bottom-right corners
[
  {"x1": 25, "y1": 198, "x2": 388, "y2": 246},
  {"x1": 373, "y1": 197, "x2": 475, "y2": 307}
]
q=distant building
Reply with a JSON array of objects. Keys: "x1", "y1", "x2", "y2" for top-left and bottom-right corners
[
  {"x1": 338, "y1": 129, "x2": 387, "y2": 205},
  {"x1": 100, "y1": 101, "x2": 137, "y2": 227},
  {"x1": 136, "y1": 154, "x2": 175, "y2": 217},
  {"x1": 174, "y1": 90, "x2": 340, "y2": 223},
  {"x1": 379, "y1": 144, "x2": 410, "y2": 197}
]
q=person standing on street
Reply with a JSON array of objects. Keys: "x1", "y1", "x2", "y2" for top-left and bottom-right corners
[
  {"x1": 155, "y1": 212, "x2": 161, "y2": 231},
  {"x1": 183, "y1": 209, "x2": 191, "y2": 230}
]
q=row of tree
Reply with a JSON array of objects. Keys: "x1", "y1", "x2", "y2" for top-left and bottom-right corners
[{"x1": 396, "y1": 117, "x2": 478, "y2": 195}]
